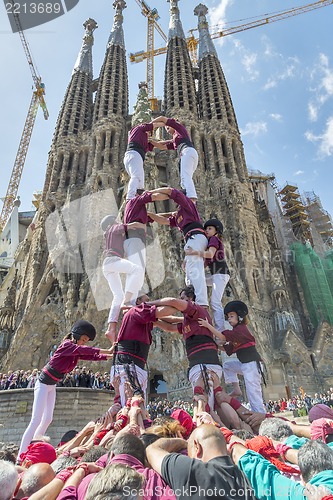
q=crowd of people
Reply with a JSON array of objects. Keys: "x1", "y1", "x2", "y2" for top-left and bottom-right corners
[
  {"x1": 1, "y1": 115, "x2": 333, "y2": 498},
  {"x1": 1, "y1": 392, "x2": 333, "y2": 499},
  {"x1": 0, "y1": 368, "x2": 113, "y2": 392}
]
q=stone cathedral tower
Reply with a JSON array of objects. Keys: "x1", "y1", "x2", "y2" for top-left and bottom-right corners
[{"x1": 1, "y1": 0, "x2": 333, "y2": 398}]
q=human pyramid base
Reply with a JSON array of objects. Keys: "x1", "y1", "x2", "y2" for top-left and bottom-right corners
[{"x1": 8, "y1": 116, "x2": 333, "y2": 499}]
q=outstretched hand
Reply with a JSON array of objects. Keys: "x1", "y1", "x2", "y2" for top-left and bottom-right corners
[{"x1": 198, "y1": 318, "x2": 209, "y2": 328}]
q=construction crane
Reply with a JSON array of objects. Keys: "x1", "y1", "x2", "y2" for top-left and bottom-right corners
[
  {"x1": 132, "y1": 0, "x2": 167, "y2": 111},
  {"x1": 0, "y1": 1, "x2": 49, "y2": 233},
  {"x1": 130, "y1": 0, "x2": 333, "y2": 69}
]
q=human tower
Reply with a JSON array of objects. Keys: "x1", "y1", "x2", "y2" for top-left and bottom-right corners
[{"x1": 17, "y1": 113, "x2": 266, "y2": 459}]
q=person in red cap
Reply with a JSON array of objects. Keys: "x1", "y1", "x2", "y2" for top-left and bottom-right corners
[
  {"x1": 18, "y1": 320, "x2": 115, "y2": 460},
  {"x1": 19, "y1": 442, "x2": 57, "y2": 468}
]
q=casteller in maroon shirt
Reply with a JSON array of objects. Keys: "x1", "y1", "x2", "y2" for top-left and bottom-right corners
[
  {"x1": 222, "y1": 323, "x2": 262, "y2": 364},
  {"x1": 104, "y1": 223, "x2": 127, "y2": 258},
  {"x1": 176, "y1": 301, "x2": 219, "y2": 369},
  {"x1": 168, "y1": 189, "x2": 204, "y2": 241},
  {"x1": 115, "y1": 303, "x2": 157, "y2": 370},
  {"x1": 124, "y1": 191, "x2": 154, "y2": 242}
]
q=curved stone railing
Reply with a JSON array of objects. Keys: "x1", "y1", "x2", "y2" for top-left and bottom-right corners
[{"x1": 0, "y1": 387, "x2": 113, "y2": 446}]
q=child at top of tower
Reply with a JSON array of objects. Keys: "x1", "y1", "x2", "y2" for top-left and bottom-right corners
[
  {"x1": 150, "y1": 116, "x2": 198, "y2": 201},
  {"x1": 198, "y1": 300, "x2": 266, "y2": 414}
]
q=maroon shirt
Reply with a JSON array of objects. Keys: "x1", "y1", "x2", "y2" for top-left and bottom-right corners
[
  {"x1": 168, "y1": 189, "x2": 202, "y2": 231},
  {"x1": 118, "y1": 303, "x2": 157, "y2": 345},
  {"x1": 104, "y1": 223, "x2": 127, "y2": 258},
  {"x1": 46, "y1": 340, "x2": 107, "y2": 375},
  {"x1": 222, "y1": 324, "x2": 256, "y2": 354},
  {"x1": 204, "y1": 235, "x2": 228, "y2": 275},
  {"x1": 128, "y1": 122, "x2": 154, "y2": 153},
  {"x1": 164, "y1": 118, "x2": 191, "y2": 150},
  {"x1": 176, "y1": 301, "x2": 213, "y2": 341},
  {"x1": 124, "y1": 191, "x2": 153, "y2": 224},
  {"x1": 176, "y1": 302, "x2": 219, "y2": 368}
]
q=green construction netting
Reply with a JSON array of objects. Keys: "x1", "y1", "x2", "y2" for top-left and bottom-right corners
[{"x1": 291, "y1": 242, "x2": 333, "y2": 329}]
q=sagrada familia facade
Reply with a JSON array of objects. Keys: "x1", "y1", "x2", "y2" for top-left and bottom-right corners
[{"x1": 1, "y1": 0, "x2": 333, "y2": 400}]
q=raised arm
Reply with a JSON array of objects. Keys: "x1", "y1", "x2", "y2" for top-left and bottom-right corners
[
  {"x1": 146, "y1": 438, "x2": 187, "y2": 475},
  {"x1": 148, "y1": 212, "x2": 170, "y2": 225},
  {"x1": 148, "y1": 297, "x2": 188, "y2": 312},
  {"x1": 150, "y1": 139, "x2": 169, "y2": 150},
  {"x1": 155, "y1": 319, "x2": 179, "y2": 333},
  {"x1": 198, "y1": 318, "x2": 226, "y2": 343},
  {"x1": 152, "y1": 115, "x2": 168, "y2": 125}
]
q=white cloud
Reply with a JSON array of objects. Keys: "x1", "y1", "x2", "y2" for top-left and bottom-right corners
[
  {"x1": 308, "y1": 103, "x2": 318, "y2": 122},
  {"x1": 307, "y1": 53, "x2": 333, "y2": 121},
  {"x1": 263, "y1": 57, "x2": 300, "y2": 91},
  {"x1": 241, "y1": 121, "x2": 267, "y2": 137},
  {"x1": 208, "y1": 0, "x2": 234, "y2": 37},
  {"x1": 305, "y1": 116, "x2": 333, "y2": 158},
  {"x1": 270, "y1": 113, "x2": 282, "y2": 122},
  {"x1": 293, "y1": 170, "x2": 304, "y2": 176},
  {"x1": 231, "y1": 38, "x2": 259, "y2": 80}
]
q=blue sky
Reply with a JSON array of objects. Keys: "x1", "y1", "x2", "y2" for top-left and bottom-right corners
[{"x1": 1, "y1": 0, "x2": 332, "y2": 217}]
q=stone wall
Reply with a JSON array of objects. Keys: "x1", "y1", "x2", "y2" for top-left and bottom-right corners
[{"x1": 0, "y1": 388, "x2": 113, "y2": 447}]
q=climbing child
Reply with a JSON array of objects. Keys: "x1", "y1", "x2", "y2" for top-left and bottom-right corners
[
  {"x1": 198, "y1": 300, "x2": 266, "y2": 413},
  {"x1": 17, "y1": 320, "x2": 115, "y2": 460}
]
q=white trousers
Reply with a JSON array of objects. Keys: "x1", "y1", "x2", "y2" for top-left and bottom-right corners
[
  {"x1": 180, "y1": 147, "x2": 198, "y2": 199},
  {"x1": 123, "y1": 238, "x2": 146, "y2": 297},
  {"x1": 110, "y1": 364, "x2": 148, "y2": 407},
  {"x1": 18, "y1": 380, "x2": 56, "y2": 458},
  {"x1": 103, "y1": 256, "x2": 142, "y2": 323},
  {"x1": 124, "y1": 150, "x2": 144, "y2": 200},
  {"x1": 206, "y1": 273, "x2": 230, "y2": 331},
  {"x1": 223, "y1": 359, "x2": 266, "y2": 413},
  {"x1": 184, "y1": 234, "x2": 208, "y2": 306},
  {"x1": 189, "y1": 364, "x2": 223, "y2": 411}
]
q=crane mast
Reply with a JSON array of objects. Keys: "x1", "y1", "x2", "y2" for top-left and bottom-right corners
[
  {"x1": 134, "y1": 0, "x2": 167, "y2": 110},
  {"x1": 0, "y1": 1, "x2": 49, "y2": 233}
]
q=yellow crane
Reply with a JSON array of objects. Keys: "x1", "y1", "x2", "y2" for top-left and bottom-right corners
[
  {"x1": 0, "y1": 1, "x2": 49, "y2": 233},
  {"x1": 130, "y1": 0, "x2": 333, "y2": 72},
  {"x1": 133, "y1": 0, "x2": 167, "y2": 111}
]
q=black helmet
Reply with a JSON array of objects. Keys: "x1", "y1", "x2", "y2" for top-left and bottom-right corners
[
  {"x1": 204, "y1": 218, "x2": 223, "y2": 234},
  {"x1": 71, "y1": 320, "x2": 96, "y2": 341},
  {"x1": 224, "y1": 301, "x2": 248, "y2": 320},
  {"x1": 100, "y1": 215, "x2": 116, "y2": 232}
]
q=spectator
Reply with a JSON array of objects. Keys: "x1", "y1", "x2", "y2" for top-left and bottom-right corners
[{"x1": 146, "y1": 424, "x2": 256, "y2": 500}]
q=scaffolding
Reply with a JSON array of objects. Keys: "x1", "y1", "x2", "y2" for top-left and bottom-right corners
[
  {"x1": 303, "y1": 191, "x2": 333, "y2": 248},
  {"x1": 279, "y1": 184, "x2": 312, "y2": 244}
]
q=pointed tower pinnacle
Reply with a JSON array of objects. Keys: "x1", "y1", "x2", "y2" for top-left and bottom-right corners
[
  {"x1": 194, "y1": 4, "x2": 217, "y2": 62},
  {"x1": 132, "y1": 82, "x2": 152, "y2": 127},
  {"x1": 164, "y1": 0, "x2": 197, "y2": 117},
  {"x1": 107, "y1": 0, "x2": 126, "y2": 48},
  {"x1": 43, "y1": 19, "x2": 97, "y2": 197},
  {"x1": 73, "y1": 18, "x2": 98, "y2": 75},
  {"x1": 167, "y1": 0, "x2": 186, "y2": 41}
]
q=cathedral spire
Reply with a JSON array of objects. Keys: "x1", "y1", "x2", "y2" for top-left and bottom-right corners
[
  {"x1": 107, "y1": 0, "x2": 126, "y2": 48},
  {"x1": 167, "y1": 0, "x2": 185, "y2": 41},
  {"x1": 194, "y1": 4, "x2": 217, "y2": 62},
  {"x1": 73, "y1": 18, "x2": 98, "y2": 75},
  {"x1": 164, "y1": 0, "x2": 197, "y2": 117},
  {"x1": 93, "y1": 0, "x2": 128, "y2": 123},
  {"x1": 43, "y1": 19, "x2": 97, "y2": 196}
]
